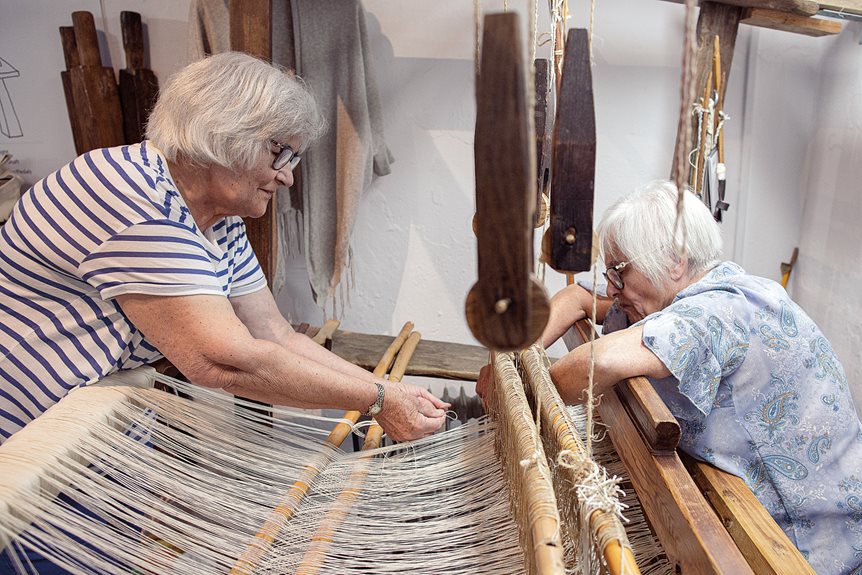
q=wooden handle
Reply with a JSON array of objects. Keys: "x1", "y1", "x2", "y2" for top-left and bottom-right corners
[
  {"x1": 466, "y1": 12, "x2": 549, "y2": 351},
  {"x1": 546, "y1": 28, "x2": 595, "y2": 272},
  {"x1": 120, "y1": 11, "x2": 144, "y2": 70},
  {"x1": 72, "y1": 11, "x2": 102, "y2": 67},
  {"x1": 59, "y1": 27, "x2": 79, "y2": 69}
]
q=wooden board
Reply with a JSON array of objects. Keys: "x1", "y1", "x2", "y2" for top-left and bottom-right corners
[
  {"x1": 69, "y1": 11, "x2": 125, "y2": 153},
  {"x1": 229, "y1": 0, "x2": 277, "y2": 285},
  {"x1": 323, "y1": 328, "x2": 490, "y2": 381},
  {"x1": 660, "y1": 0, "x2": 818, "y2": 16},
  {"x1": 59, "y1": 26, "x2": 85, "y2": 155},
  {"x1": 741, "y1": 8, "x2": 843, "y2": 35},
  {"x1": 599, "y1": 387, "x2": 754, "y2": 574},
  {"x1": 118, "y1": 11, "x2": 159, "y2": 145},
  {"x1": 683, "y1": 455, "x2": 817, "y2": 575}
]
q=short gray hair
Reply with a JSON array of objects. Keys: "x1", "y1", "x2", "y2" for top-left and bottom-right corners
[
  {"x1": 146, "y1": 52, "x2": 326, "y2": 171},
  {"x1": 597, "y1": 180, "x2": 722, "y2": 288}
]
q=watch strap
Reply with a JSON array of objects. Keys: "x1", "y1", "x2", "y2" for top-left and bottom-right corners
[{"x1": 362, "y1": 382, "x2": 385, "y2": 416}]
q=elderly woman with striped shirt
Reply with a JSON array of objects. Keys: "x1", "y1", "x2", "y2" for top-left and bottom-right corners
[{"x1": 0, "y1": 52, "x2": 448, "y2": 450}]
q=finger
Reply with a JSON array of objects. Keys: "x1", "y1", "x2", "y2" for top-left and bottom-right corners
[{"x1": 419, "y1": 387, "x2": 450, "y2": 409}]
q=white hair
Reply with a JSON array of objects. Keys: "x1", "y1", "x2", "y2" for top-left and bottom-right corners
[
  {"x1": 146, "y1": 52, "x2": 326, "y2": 171},
  {"x1": 597, "y1": 180, "x2": 723, "y2": 288}
]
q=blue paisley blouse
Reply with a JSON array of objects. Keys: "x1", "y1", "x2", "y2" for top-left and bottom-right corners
[{"x1": 615, "y1": 262, "x2": 862, "y2": 574}]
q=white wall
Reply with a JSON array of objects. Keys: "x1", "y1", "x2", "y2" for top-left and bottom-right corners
[
  {"x1": 792, "y1": 22, "x2": 862, "y2": 406},
  {"x1": 1, "y1": 2, "x2": 856, "y2": 400}
]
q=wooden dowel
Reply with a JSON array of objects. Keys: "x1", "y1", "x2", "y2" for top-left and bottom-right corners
[
  {"x1": 694, "y1": 70, "x2": 713, "y2": 195},
  {"x1": 311, "y1": 319, "x2": 341, "y2": 346},
  {"x1": 230, "y1": 321, "x2": 414, "y2": 575},
  {"x1": 295, "y1": 330, "x2": 422, "y2": 575}
]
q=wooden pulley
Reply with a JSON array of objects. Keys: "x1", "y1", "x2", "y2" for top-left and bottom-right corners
[
  {"x1": 541, "y1": 28, "x2": 595, "y2": 273},
  {"x1": 466, "y1": 12, "x2": 549, "y2": 352}
]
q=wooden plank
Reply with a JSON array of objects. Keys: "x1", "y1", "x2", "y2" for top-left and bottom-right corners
[
  {"x1": 660, "y1": 0, "x2": 819, "y2": 15},
  {"x1": 229, "y1": 0, "x2": 277, "y2": 286},
  {"x1": 325, "y1": 329, "x2": 489, "y2": 381},
  {"x1": 572, "y1": 319, "x2": 680, "y2": 451},
  {"x1": 819, "y1": 0, "x2": 862, "y2": 15},
  {"x1": 546, "y1": 29, "x2": 595, "y2": 273},
  {"x1": 466, "y1": 12, "x2": 549, "y2": 351},
  {"x1": 617, "y1": 379, "x2": 681, "y2": 452},
  {"x1": 118, "y1": 11, "x2": 159, "y2": 145},
  {"x1": 683, "y1": 455, "x2": 816, "y2": 574},
  {"x1": 741, "y1": 8, "x2": 843, "y2": 35},
  {"x1": 59, "y1": 27, "x2": 86, "y2": 155},
  {"x1": 599, "y1": 387, "x2": 754, "y2": 574},
  {"x1": 70, "y1": 11, "x2": 125, "y2": 153}
]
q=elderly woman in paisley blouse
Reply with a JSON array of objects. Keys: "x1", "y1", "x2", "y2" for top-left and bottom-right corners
[{"x1": 504, "y1": 181, "x2": 861, "y2": 574}]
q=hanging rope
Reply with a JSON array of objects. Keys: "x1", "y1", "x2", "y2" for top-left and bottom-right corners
[{"x1": 671, "y1": 0, "x2": 698, "y2": 257}]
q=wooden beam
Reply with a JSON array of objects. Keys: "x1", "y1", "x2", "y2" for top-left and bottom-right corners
[
  {"x1": 684, "y1": 456, "x2": 817, "y2": 575},
  {"x1": 599, "y1": 387, "x2": 754, "y2": 574},
  {"x1": 819, "y1": 0, "x2": 862, "y2": 15},
  {"x1": 660, "y1": 0, "x2": 818, "y2": 16},
  {"x1": 741, "y1": 8, "x2": 843, "y2": 35},
  {"x1": 325, "y1": 328, "x2": 490, "y2": 381},
  {"x1": 229, "y1": 0, "x2": 277, "y2": 286}
]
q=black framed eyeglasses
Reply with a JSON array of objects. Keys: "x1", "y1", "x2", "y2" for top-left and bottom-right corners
[
  {"x1": 603, "y1": 260, "x2": 632, "y2": 291},
  {"x1": 271, "y1": 140, "x2": 301, "y2": 171}
]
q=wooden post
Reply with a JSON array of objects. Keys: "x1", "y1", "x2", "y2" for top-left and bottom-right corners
[
  {"x1": 670, "y1": 2, "x2": 742, "y2": 187},
  {"x1": 229, "y1": 0, "x2": 277, "y2": 286}
]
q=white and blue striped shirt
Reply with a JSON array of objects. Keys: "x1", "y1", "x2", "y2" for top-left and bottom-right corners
[{"x1": 0, "y1": 142, "x2": 266, "y2": 442}]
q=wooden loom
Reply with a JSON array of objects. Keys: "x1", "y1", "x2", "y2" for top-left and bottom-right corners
[{"x1": 0, "y1": 322, "x2": 639, "y2": 575}]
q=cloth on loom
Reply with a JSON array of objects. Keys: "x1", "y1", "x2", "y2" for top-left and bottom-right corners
[
  {"x1": 0, "y1": 141, "x2": 265, "y2": 444},
  {"x1": 614, "y1": 262, "x2": 862, "y2": 575},
  {"x1": 185, "y1": 0, "x2": 394, "y2": 307}
]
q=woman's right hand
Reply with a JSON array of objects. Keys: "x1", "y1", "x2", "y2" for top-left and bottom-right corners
[{"x1": 374, "y1": 381, "x2": 449, "y2": 442}]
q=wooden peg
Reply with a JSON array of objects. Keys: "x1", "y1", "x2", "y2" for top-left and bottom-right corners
[
  {"x1": 466, "y1": 13, "x2": 549, "y2": 352},
  {"x1": 543, "y1": 28, "x2": 595, "y2": 273}
]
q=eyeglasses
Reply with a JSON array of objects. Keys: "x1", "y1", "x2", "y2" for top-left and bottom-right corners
[
  {"x1": 603, "y1": 259, "x2": 633, "y2": 291},
  {"x1": 271, "y1": 140, "x2": 301, "y2": 171}
]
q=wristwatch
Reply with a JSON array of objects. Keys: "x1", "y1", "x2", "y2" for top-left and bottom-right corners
[{"x1": 362, "y1": 382, "x2": 385, "y2": 417}]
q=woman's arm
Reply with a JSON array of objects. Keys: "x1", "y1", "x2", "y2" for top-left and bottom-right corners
[
  {"x1": 548, "y1": 325, "x2": 671, "y2": 404},
  {"x1": 542, "y1": 283, "x2": 614, "y2": 348},
  {"x1": 116, "y1": 292, "x2": 447, "y2": 441},
  {"x1": 228, "y1": 288, "x2": 383, "y2": 384}
]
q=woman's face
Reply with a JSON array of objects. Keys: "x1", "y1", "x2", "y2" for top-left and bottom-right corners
[
  {"x1": 208, "y1": 138, "x2": 299, "y2": 219},
  {"x1": 605, "y1": 258, "x2": 673, "y2": 323}
]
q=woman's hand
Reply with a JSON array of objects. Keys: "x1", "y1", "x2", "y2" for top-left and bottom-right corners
[
  {"x1": 374, "y1": 381, "x2": 450, "y2": 442},
  {"x1": 475, "y1": 363, "x2": 494, "y2": 410}
]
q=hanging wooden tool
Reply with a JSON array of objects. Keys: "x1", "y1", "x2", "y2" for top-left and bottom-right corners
[
  {"x1": 118, "y1": 11, "x2": 159, "y2": 145},
  {"x1": 69, "y1": 11, "x2": 125, "y2": 153},
  {"x1": 542, "y1": 29, "x2": 595, "y2": 273},
  {"x1": 466, "y1": 12, "x2": 549, "y2": 352},
  {"x1": 59, "y1": 26, "x2": 86, "y2": 155},
  {"x1": 534, "y1": 58, "x2": 552, "y2": 228}
]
